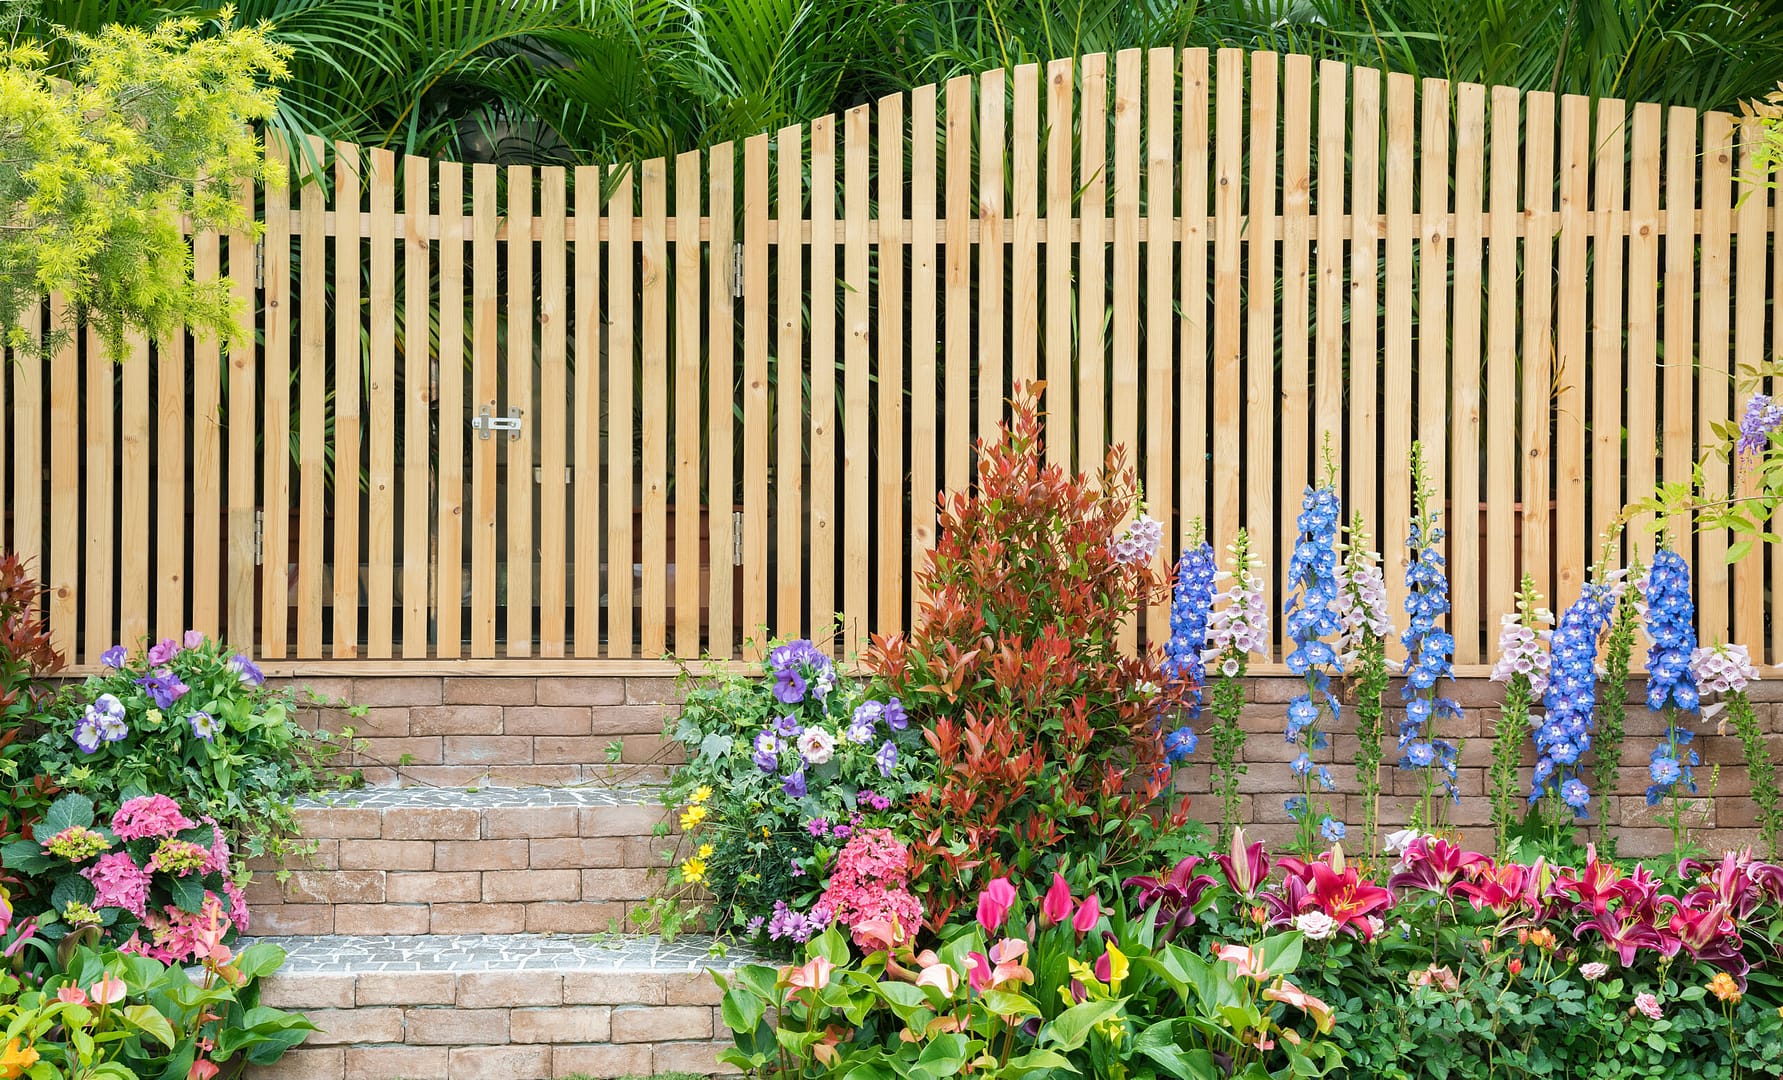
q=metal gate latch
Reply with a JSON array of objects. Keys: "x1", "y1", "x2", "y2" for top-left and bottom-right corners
[{"x1": 472, "y1": 405, "x2": 524, "y2": 441}]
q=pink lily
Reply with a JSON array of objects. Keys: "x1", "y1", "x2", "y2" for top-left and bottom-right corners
[
  {"x1": 1071, "y1": 893, "x2": 1101, "y2": 935},
  {"x1": 780, "y1": 956, "x2": 834, "y2": 993},
  {"x1": 1040, "y1": 873, "x2": 1074, "y2": 927},
  {"x1": 1215, "y1": 827, "x2": 1271, "y2": 898},
  {"x1": 1214, "y1": 943, "x2": 1269, "y2": 981},
  {"x1": 977, "y1": 877, "x2": 1018, "y2": 935},
  {"x1": 89, "y1": 974, "x2": 126, "y2": 1005}
]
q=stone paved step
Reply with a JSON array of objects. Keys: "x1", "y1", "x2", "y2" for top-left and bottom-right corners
[
  {"x1": 248, "y1": 933, "x2": 756, "y2": 1080},
  {"x1": 246, "y1": 787, "x2": 681, "y2": 938}
]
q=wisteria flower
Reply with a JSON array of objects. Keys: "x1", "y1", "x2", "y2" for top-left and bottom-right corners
[{"x1": 1737, "y1": 394, "x2": 1783, "y2": 457}]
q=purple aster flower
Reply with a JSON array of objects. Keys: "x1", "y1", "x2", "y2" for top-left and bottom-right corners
[
  {"x1": 782, "y1": 770, "x2": 807, "y2": 798},
  {"x1": 189, "y1": 711, "x2": 222, "y2": 740},
  {"x1": 228, "y1": 653, "x2": 265, "y2": 687},
  {"x1": 100, "y1": 645, "x2": 127, "y2": 669},
  {"x1": 806, "y1": 818, "x2": 829, "y2": 837},
  {"x1": 146, "y1": 638, "x2": 178, "y2": 666},
  {"x1": 135, "y1": 668, "x2": 189, "y2": 710},
  {"x1": 874, "y1": 741, "x2": 897, "y2": 778}
]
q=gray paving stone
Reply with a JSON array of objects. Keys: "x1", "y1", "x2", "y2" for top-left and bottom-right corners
[
  {"x1": 258, "y1": 934, "x2": 764, "y2": 975},
  {"x1": 296, "y1": 785, "x2": 664, "y2": 811}
]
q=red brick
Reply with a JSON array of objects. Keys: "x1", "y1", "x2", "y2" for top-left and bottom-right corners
[
  {"x1": 357, "y1": 971, "x2": 455, "y2": 1006},
  {"x1": 537, "y1": 677, "x2": 625, "y2": 706},
  {"x1": 443, "y1": 735, "x2": 534, "y2": 765},
  {"x1": 663, "y1": 972, "x2": 724, "y2": 1006},
  {"x1": 382, "y1": 808, "x2": 480, "y2": 841},
  {"x1": 406, "y1": 1008, "x2": 509, "y2": 1045},
  {"x1": 285, "y1": 676, "x2": 355, "y2": 703},
  {"x1": 622, "y1": 836, "x2": 676, "y2": 868},
  {"x1": 578, "y1": 805, "x2": 668, "y2": 837},
  {"x1": 281, "y1": 871, "x2": 385, "y2": 905},
  {"x1": 344, "y1": 1046, "x2": 449, "y2": 1080},
  {"x1": 338, "y1": 840, "x2": 435, "y2": 871},
  {"x1": 250, "y1": 1048, "x2": 344, "y2": 1080},
  {"x1": 344, "y1": 708, "x2": 412, "y2": 738},
  {"x1": 653, "y1": 1041, "x2": 740, "y2": 1076},
  {"x1": 579, "y1": 868, "x2": 656, "y2": 901},
  {"x1": 611, "y1": 1005, "x2": 712, "y2": 1042},
  {"x1": 436, "y1": 839, "x2": 529, "y2": 871},
  {"x1": 484, "y1": 869, "x2": 581, "y2": 902},
  {"x1": 505, "y1": 706, "x2": 593, "y2": 736},
  {"x1": 483, "y1": 806, "x2": 578, "y2": 839},
  {"x1": 564, "y1": 972, "x2": 667, "y2": 1005},
  {"x1": 448, "y1": 1045, "x2": 551, "y2": 1080},
  {"x1": 410, "y1": 705, "x2": 505, "y2": 737},
  {"x1": 590, "y1": 705, "x2": 674, "y2": 735},
  {"x1": 386, "y1": 871, "x2": 481, "y2": 904},
  {"x1": 352, "y1": 737, "x2": 445, "y2": 766},
  {"x1": 294, "y1": 807, "x2": 382, "y2": 839},
  {"x1": 551, "y1": 1044, "x2": 653, "y2": 1078},
  {"x1": 260, "y1": 973, "x2": 357, "y2": 1009},
  {"x1": 428, "y1": 903, "x2": 526, "y2": 934},
  {"x1": 445, "y1": 677, "x2": 538, "y2": 706},
  {"x1": 351, "y1": 677, "x2": 443, "y2": 706},
  {"x1": 524, "y1": 901, "x2": 628, "y2": 934},
  {"x1": 304, "y1": 1008, "x2": 405, "y2": 1046},
  {"x1": 245, "y1": 904, "x2": 334, "y2": 936},
  {"x1": 618, "y1": 734, "x2": 683, "y2": 764},
  {"x1": 529, "y1": 837, "x2": 624, "y2": 870},
  {"x1": 534, "y1": 736, "x2": 613, "y2": 764},
  {"x1": 511, "y1": 1005, "x2": 611, "y2": 1042},
  {"x1": 333, "y1": 904, "x2": 432, "y2": 936},
  {"x1": 458, "y1": 972, "x2": 564, "y2": 1008},
  {"x1": 624, "y1": 677, "x2": 683, "y2": 705}
]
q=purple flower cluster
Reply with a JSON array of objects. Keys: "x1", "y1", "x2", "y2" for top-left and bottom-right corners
[
  {"x1": 74, "y1": 693, "x2": 128, "y2": 754},
  {"x1": 1284, "y1": 485, "x2": 1344, "y2": 749},
  {"x1": 1643, "y1": 550, "x2": 1700, "y2": 807},
  {"x1": 1164, "y1": 540, "x2": 1218, "y2": 716},
  {"x1": 1737, "y1": 394, "x2": 1783, "y2": 457},
  {"x1": 1692, "y1": 643, "x2": 1761, "y2": 696},
  {"x1": 769, "y1": 640, "x2": 835, "y2": 706},
  {"x1": 1398, "y1": 514, "x2": 1462, "y2": 801},
  {"x1": 1532, "y1": 580, "x2": 1617, "y2": 814},
  {"x1": 135, "y1": 667, "x2": 189, "y2": 710},
  {"x1": 1108, "y1": 514, "x2": 1163, "y2": 566},
  {"x1": 766, "y1": 899, "x2": 832, "y2": 943}
]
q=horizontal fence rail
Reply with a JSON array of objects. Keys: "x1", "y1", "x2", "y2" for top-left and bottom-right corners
[{"x1": 5, "y1": 47, "x2": 1781, "y2": 672}]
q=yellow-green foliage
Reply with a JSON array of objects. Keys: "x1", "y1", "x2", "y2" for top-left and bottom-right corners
[{"x1": 0, "y1": 8, "x2": 289, "y2": 357}]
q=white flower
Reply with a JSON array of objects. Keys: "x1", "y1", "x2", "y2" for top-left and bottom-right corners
[
  {"x1": 1580, "y1": 962, "x2": 1609, "y2": 981},
  {"x1": 1364, "y1": 916, "x2": 1385, "y2": 939},
  {"x1": 1295, "y1": 911, "x2": 1338, "y2": 941},
  {"x1": 1382, "y1": 828, "x2": 1423, "y2": 855},
  {"x1": 797, "y1": 727, "x2": 836, "y2": 765}
]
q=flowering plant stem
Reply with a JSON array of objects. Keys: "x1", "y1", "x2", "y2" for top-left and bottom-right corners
[
  {"x1": 1491, "y1": 676, "x2": 1531, "y2": 862},
  {"x1": 1729, "y1": 689, "x2": 1782, "y2": 860},
  {"x1": 1592, "y1": 568, "x2": 1641, "y2": 858},
  {"x1": 1210, "y1": 659, "x2": 1247, "y2": 842}
]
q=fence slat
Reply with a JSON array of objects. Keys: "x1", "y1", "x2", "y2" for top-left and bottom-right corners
[
  {"x1": 296, "y1": 139, "x2": 327, "y2": 657},
  {"x1": 1520, "y1": 93, "x2": 1555, "y2": 601},
  {"x1": 639, "y1": 161, "x2": 668, "y2": 657},
  {"x1": 1417, "y1": 81, "x2": 1449, "y2": 561},
  {"x1": 1313, "y1": 60, "x2": 1345, "y2": 487},
  {"x1": 1044, "y1": 59, "x2": 1073, "y2": 464},
  {"x1": 809, "y1": 119, "x2": 837, "y2": 651},
  {"x1": 776, "y1": 127, "x2": 806, "y2": 637},
  {"x1": 1210, "y1": 48, "x2": 1243, "y2": 555},
  {"x1": 1591, "y1": 100, "x2": 1627, "y2": 585},
  {"x1": 910, "y1": 89, "x2": 939, "y2": 597},
  {"x1": 742, "y1": 135, "x2": 771, "y2": 660},
  {"x1": 1279, "y1": 53, "x2": 1312, "y2": 636},
  {"x1": 1661, "y1": 107, "x2": 1697, "y2": 575},
  {"x1": 509, "y1": 166, "x2": 538, "y2": 656},
  {"x1": 1451, "y1": 82, "x2": 1485, "y2": 662},
  {"x1": 673, "y1": 151, "x2": 702, "y2": 657},
  {"x1": 156, "y1": 328, "x2": 186, "y2": 639},
  {"x1": 1381, "y1": 73, "x2": 1414, "y2": 607},
  {"x1": 538, "y1": 166, "x2": 568, "y2": 657},
  {"x1": 1011, "y1": 65, "x2": 1039, "y2": 387},
  {"x1": 86, "y1": 324, "x2": 115, "y2": 658},
  {"x1": 437, "y1": 162, "x2": 464, "y2": 659},
  {"x1": 366, "y1": 148, "x2": 397, "y2": 657},
  {"x1": 49, "y1": 296, "x2": 76, "y2": 656},
  {"x1": 403, "y1": 156, "x2": 434, "y2": 658},
  {"x1": 1554, "y1": 97, "x2": 1589, "y2": 604},
  {"x1": 261, "y1": 140, "x2": 293, "y2": 661},
  {"x1": 844, "y1": 107, "x2": 872, "y2": 651},
  {"x1": 1244, "y1": 51, "x2": 1277, "y2": 634},
  {"x1": 1112, "y1": 50, "x2": 1142, "y2": 591},
  {"x1": 1734, "y1": 119, "x2": 1768, "y2": 650},
  {"x1": 120, "y1": 334, "x2": 148, "y2": 648},
  {"x1": 571, "y1": 164, "x2": 599, "y2": 657},
  {"x1": 1077, "y1": 58, "x2": 1107, "y2": 472},
  {"x1": 1180, "y1": 48, "x2": 1210, "y2": 546},
  {"x1": 1349, "y1": 67, "x2": 1380, "y2": 533},
  {"x1": 1144, "y1": 46, "x2": 1175, "y2": 642},
  {"x1": 14, "y1": 304, "x2": 41, "y2": 619},
  {"x1": 878, "y1": 94, "x2": 906, "y2": 638},
  {"x1": 1626, "y1": 104, "x2": 1662, "y2": 571},
  {"x1": 708, "y1": 143, "x2": 737, "y2": 659},
  {"x1": 1697, "y1": 111, "x2": 1733, "y2": 643},
  {"x1": 471, "y1": 163, "x2": 501, "y2": 657},
  {"x1": 226, "y1": 182, "x2": 255, "y2": 650},
  {"x1": 979, "y1": 69, "x2": 1007, "y2": 441},
  {"x1": 333, "y1": 143, "x2": 363, "y2": 656},
  {"x1": 1485, "y1": 87, "x2": 1519, "y2": 624}
]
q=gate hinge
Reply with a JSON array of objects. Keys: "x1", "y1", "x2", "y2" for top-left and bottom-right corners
[
  {"x1": 731, "y1": 242, "x2": 744, "y2": 298},
  {"x1": 254, "y1": 241, "x2": 265, "y2": 290},
  {"x1": 733, "y1": 511, "x2": 744, "y2": 566},
  {"x1": 253, "y1": 510, "x2": 264, "y2": 567}
]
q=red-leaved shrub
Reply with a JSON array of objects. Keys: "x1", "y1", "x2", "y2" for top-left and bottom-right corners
[{"x1": 862, "y1": 388, "x2": 1192, "y2": 927}]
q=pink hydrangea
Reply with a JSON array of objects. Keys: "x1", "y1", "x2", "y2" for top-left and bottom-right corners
[
  {"x1": 201, "y1": 820, "x2": 232, "y2": 876},
  {"x1": 223, "y1": 880, "x2": 250, "y2": 933},
  {"x1": 819, "y1": 828, "x2": 925, "y2": 947},
  {"x1": 82, "y1": 852, "x2": 151, "y2": 918},
  {"x1": 143, "y1": 892, "x2": 232, "y2": 965},
  {"x1": 112, "y1": 795, "x2": 194, "y2": 842}
]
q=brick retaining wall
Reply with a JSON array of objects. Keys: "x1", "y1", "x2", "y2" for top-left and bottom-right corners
[{"x1": 277, "y1": 673, "x2": 1783, "y2": 857}]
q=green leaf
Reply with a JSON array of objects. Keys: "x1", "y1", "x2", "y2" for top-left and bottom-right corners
[
  {"x1": 50, "y1": 873, "x2": 96, "y2": 914},
  {"x1": 721, "y1": 987, "x2": 765, "y2": 1034},
  {"x1": 979, "y1": 988, "x2": 1041, "y2": 1019},
  {"x1": 1002, "y1": 1049, "x2": 1081, "y2": 1078},
  {"x1": 0, "y1": 841, "x2": 54, "y2": 875},
  {"x1": 167, "y1": 873, "x2": 205, "y2": 914},
  {"x1": 39, "y1": 793, "x2": 95, "y2": 837},
  {"x1": 913, "y1": 1032, "x2": 972, "y2": 1076},
  {"x1": 1729, "y1": 539, "x2": 1754, "y2": 563},
  {"x1": 1040, "y1": 997, "x2": 1126, "y2": 1053},
  {"x1": 119, "y1": 1004, "x2": 176, "y2": 1049}
]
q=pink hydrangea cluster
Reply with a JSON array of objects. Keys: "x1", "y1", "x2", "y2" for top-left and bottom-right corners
[
  {"x1": 1107, "y1": 514, "x2": 1163, "y2": 566},
  {"x1": 111, "y1": 795, "x2": 195, "y2": 841},
  {"x1": 82, "y1": 852, "x2": 151, "y2": 918},
  {"x1": 1691, "y1": 643, "x2": 1762, "y2": 696},
  {"x1": 1203, "y1": 565, "x2": 1271, "y2": 675},
  {"x1": 1489, "y1": 609, "x2": 1553, "y2": 695},
  {"x1": 139, "y1": 892, "x2": 233, "y2": 965},
  {"x1": 818, "y1": 828, "x2": 924, "y2": 948}
]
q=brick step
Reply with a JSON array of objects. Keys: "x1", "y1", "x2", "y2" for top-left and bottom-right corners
[
  {"x1": 247, "y1": 787, "x2": 680, "y2": 937},
  {"x1": 248, "y1": 933, "x2": 752, "y2": 1080}
]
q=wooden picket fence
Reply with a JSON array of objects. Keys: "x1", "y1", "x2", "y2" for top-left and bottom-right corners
[{"x1": 6, "y1": 47, "x2": 1781, "y2": 674}]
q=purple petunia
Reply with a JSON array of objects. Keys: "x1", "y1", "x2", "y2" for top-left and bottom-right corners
[
  {"x1": 782, "y1": 770, "x2": 808, "y2": 798},
  {"x1": 228, "y1": 653, "x2": 265, "y2": 687},
  {"x1": 146, "y1": 638, "x2": 179, "y2": 666},
  {"x1": 189, "y1": 711, "x2": 222, "y2": 741},
  {"x1": 135, "y1": 668, "x2": 189, "y2": 710},
  {"x1": 883, "y1": 698, "x2": 907, "y2": 731},
  {"x1": 100, "y1": 645, "x2": 127, "y2": 670},
  {"x1": 874, "y1": 741, "x2": 897, "y2": 777}
]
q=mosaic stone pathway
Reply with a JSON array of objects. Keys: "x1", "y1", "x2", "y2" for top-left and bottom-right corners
[
  {"x1": 259, "y1": 933, "x2": 764, "y2": 973},
  {"x1": 295, "y1": 784, "x2": 665, "y2": 810}
]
